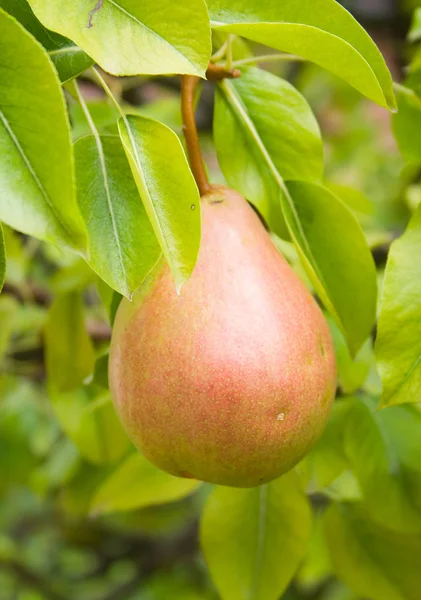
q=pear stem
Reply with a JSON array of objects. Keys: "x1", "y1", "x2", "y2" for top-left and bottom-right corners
[
  {"x1": 181, "y1": 65, "x2": 241, "y2": 197},
  {"x1": 181, "y1": 75, "x2": 211, "y2": 197}
]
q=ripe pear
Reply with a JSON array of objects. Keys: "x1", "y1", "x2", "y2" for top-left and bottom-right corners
[{"x1": 109, "y1": 187, "x2": 336, "y2": 487}]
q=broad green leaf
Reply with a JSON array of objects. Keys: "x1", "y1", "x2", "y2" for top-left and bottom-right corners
[
  {"x1": 0, "y1": 224, "x2": 5, "y2": 293},
  {"x1": 325, "y1": 182, "x2": 375, "y2": 217},
  {"x1": 96, "y1": 278, "x2": 122, "y2": 325},
  {"x1": 92, "y1": 353, "x2": 109, "y2": 389},
  {"x1": 410, "y1": 45, "x2": 421, "y2": 73},
  {"x1": 408, "y1": 7, "x2": 421, "y2": 43},
  {"x1": 0, "y1": 0, "x2": 93, "y2": 82},
  {"x1": 405, "y1": 70, "x2": 421, "y2": 98},
  {"x1": 324, "y1": 503, "x2": 421, "y2": 600},
  {"x1": 45, "y1": 295, "x2": 129, "y2": 464},
  {"x1": 284, "y1": 182, "x2": 377, "y2": 355},
  {"x1": 208, "y1": 0, "x2": 396, "y2": 109},
  {"x1": 0, "y1": 9, "x2": 88, "y2": 253},
  {"x1": 45, "y1": 292, "x2": 95, "y2": 393},
  {"x1": 307, "y1": 400, "x2": 351, "y2": 490},
  {"x1": 31, "y1": 438, "x2": 80, "y2": 495},
  {"x1": 1, "y1": 225, "x2": 28, "y2": 287},
  {"x1": 375, "y1": 205, "x2": 421, "y2": 407},
  {"x1": 27, "y1": 0, "x2": 211, "y2": 77},
  {"x1": 127, "y1": 493, "x2": 203, "y2": 537},
  {"x1": 216, "y1": 76, "x2": 376, "y2": 354},
  {"x1": 137, "y1": 567, "x2": 215, "y2": 600},
  {"x1": 53, "y1": 389, "x2": 130, "y2": 465},
  {"x1": 297, "y1": 515, "x2": 332, "y2": 591},
  {"x1": 50, "y1": 259, "x2": 95, "y2": 293},
  {"x1": 392, "y1": 85, "x2": 421, "y2": 162},
  {"x1": 48, "y1": 43, "x2": 94, "y2": 84},
  {"x1": 118, "y1": 115, "x2": 201, "y2": 292},
  {"x1": 59, "y1": 462, "x2": 112, "y2": 516},
  {"x1": 70, "y1": 101, "x2": 118, "y2": 141},
  {"x1": 212, "y1": 30, "x2": 253, "y2": 61},
  {"x1": 91, "y1": 453, "x2": 201, "y2": 515},
  {"x1": 335, "y1": 396, "x2": 421, "y2": 532},
  {"x1": 74, "y1": 135, "x2": 161, "y2": 298},
  {"x1": 327, "y1": 317, "x2": 372, "y2": 395},
  {"x1": 201, "y1": 471, "x2": 311, "y2": 600},
  {"x1": 214, "y1": 68, "x2": 323, "y2": 233}
]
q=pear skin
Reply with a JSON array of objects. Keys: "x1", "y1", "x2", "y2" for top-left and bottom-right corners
[{"x1": 109, "y1": 187, "x2": 336, "y2": 487}]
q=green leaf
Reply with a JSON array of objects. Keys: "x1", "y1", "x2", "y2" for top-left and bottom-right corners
[
  {"x1": 92, "y1": 353, "x2": 109, "y2": 389},
  {"x1": 410, "y1": 45, "x2": 421, "y2": 74},
  {"x1": 118, "y1": 115, "x2": 201, "y2": 292},
  {"x1": 325, "y1": 182, "x2": 375, "y2": 217},
  {"x1": 31, "y1": 438, "x2": 80, "y2": 494},
  {"x1": 408, "y1": 7, "x2": 421, "y2": 43},
  {"x1": 208, "y1": 0, "x2": 396, "y2": 109},
  {"x1": 201, "y1": 471, "x2": 311, "y2": 600},
  {"x1": 0, "y1": 9, "x2": 88, "y2": 253},
  {"x1": 335, "y1": 396, "x2": 421, "y2": 533},
  {"x1": 50, "y1": 259, "x2": 95, "y2": 293},
  {"x1": 324, "y1": 503, "x2": 421, "y2": 600},
  {"x1": 297, "y1": 515, "x2": 332, "y2": 591},
  {"x1": 27, "y1": 0, "x2": 211, "y2": 77},
  {"x1": 307, "y1": 400, "x2": 351, "y2": 490},
  {"x1": 91, "y1": 453, "x2": 201, "y2": 515},
  {"x1": 53, "y1": 388, "x2": 130, "y2": 465},
  {"x1": 70, "y1": 101, "x2": 118, "y2": 141},
  {"x1": 0, "y1": 224, "x2": 5, "y2": 293},
  {"x1": 375, "y1": 205, "x2": 421, "y2": 407},
  {"x1": 74, "y1": 134, "x2": 161, "y2": 298},
  {"x1": 0, "y1": 0, "x2": 93, "y2": 82},
  {"x1": 215, "y1": 76, "x2": 376, "y2": 354},
  {"x1": 328, "y1": 316, "x2": 372, "y2": 395},
  {"x1": 45, "y1": 294, "x2": 129, "y2": 464},
  {"x1": 284, "y1": 182, "x2": 377, "y2": 355},
  {"x1": 45, "y1": 292, "x2": 95, "y2": 393},
  {"x1": 392, "y1": 85, "x2": 421, "y2": 163},
  {"x1": 48, "y1": 43, "x2": 94, "y2": 84},
  {"x1": 1, "y1": 225, "x2": 28, "y2": 287},
  {"x1": 59, "y1": 462, "x2": 112, "y2": 516},
  {"x1": 214, "y1": 68, "x2": 323, "y2": 232}
]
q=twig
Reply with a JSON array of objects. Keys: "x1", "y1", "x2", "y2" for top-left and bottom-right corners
[
  {"x1": 181, "y1": 76, "x2": 211, "y2": 196},
  {"x1": 211, "y1": 39, "x2": 229, "y2": 62},
  {"x1": 232, "y1": 53, "x2": 304, "y2": 67},
  {"x1": 3, "y1": 281, "x2": 51, "y2": 305},
  {"x1": 206, "y1": 63, "x2": 241, "y2": 81}
]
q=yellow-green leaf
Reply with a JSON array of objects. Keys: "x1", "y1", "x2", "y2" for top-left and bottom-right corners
[{"x1": 0, "y1": 9, "x2": 88, "y2": 253}]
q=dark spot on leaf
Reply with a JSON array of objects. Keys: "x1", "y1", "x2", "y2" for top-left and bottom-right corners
[{"x1": 87, "y1": 0, "x2": 103, "y2": 28}]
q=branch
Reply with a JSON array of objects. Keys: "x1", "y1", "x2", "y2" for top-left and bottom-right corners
[
  {"x1": 181, "y1": 76, "x2": 211, "y2": 196},
  {"x1": 206, "y1": 63, "x2": 241, "y2": 81}
]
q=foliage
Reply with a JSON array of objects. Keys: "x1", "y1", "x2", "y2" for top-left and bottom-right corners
[{"x1": 0, "y1": 0, "x2": 420, "y2": 599}]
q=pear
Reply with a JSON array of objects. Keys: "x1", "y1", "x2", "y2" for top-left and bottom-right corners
[{"x1": 109, "y1": 187, "x2": 336, "y2": 487}]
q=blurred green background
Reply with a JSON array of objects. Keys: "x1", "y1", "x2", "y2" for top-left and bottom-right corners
[{"x1": 1, "y1": 0, "x2": 421, "y2": 598}]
